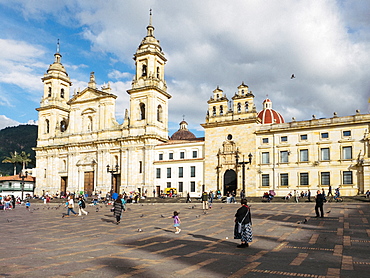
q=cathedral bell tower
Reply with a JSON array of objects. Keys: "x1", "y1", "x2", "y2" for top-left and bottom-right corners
[
  {"x1": 36, "y1": 41, "x2": 72, "y2": 142},
  {"x1": 127, "y1": 11, "x2": 171, "y2": 140}
]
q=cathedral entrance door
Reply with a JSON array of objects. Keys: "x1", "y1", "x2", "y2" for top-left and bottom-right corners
[
  {"x1": 112, "y1": 174, "x2": 120, "y2": 194},
  {"x1": 223, "y1": 169, "x2": 237, "y2": 196},
  {"x1": 60, "y1": 177, "x2": 68, "y2": 197},
  {"x1": 84, "y1": 171, "x2": 94, "y2": 196}
]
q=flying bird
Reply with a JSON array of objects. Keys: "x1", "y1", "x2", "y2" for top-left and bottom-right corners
[{"x1": 291, "y1": 74, "x2": 295, "y2": 79}]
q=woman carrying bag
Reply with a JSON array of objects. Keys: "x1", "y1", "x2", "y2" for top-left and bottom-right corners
[{"x1": 234, "y1": 198, "x2": 252, "y2": 248}]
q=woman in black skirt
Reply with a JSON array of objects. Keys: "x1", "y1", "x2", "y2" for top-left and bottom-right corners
[{"x1": 234, "y1": 198, "x2": 252, "y2": 248}]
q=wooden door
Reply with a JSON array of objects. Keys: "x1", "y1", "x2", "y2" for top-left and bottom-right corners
[{"x1": 84, "y1": 171, "x2": 94, "y2": 196}]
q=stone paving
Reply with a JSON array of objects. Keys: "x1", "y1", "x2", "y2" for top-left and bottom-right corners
[{"x1": 0, "y1": 201, "x2": 369, "y2": 278}]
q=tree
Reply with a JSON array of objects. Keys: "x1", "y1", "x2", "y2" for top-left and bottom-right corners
[
  {"x1": 2, "y1": 151, "x2": 21, "y2": 175},
  {"x1": 19, "y1": 151, "x2": 32, "y2": 170}
]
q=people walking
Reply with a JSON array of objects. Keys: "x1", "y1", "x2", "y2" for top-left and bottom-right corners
[
  {"x1": 201, "y1": 191, "x2": 208, "y2": 210},
  {"x1": 171, "y1": 211, "x2": 181, "y2": 234},
  {"x1": 113, "y1": 197, "x2": 124, "y2": 224},
  {"x1": 314, "y1": 190, "x2": 326, "y2": 218},
  {"x1": 65, "y1": 196, "x2": 78, "y2": 216},
  {"x1": 78, "y1": 197, "x2": 88, "y2": 216},
  {"x1": 186, "y1": 192, "x2": 191, "y2": 203},
  {"x1": 294, "y1": 190, "x2": 299, "y2": 203},
  {"x1": 234, "y1": 198, "x2": 252, "y2": 248},
  {"x1": 307, "y1": 189, "x2": 312, "y2": 202}
]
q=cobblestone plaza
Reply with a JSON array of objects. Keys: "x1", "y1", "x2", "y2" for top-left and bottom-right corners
[{"x1": 0, "y1": 202, "x2": 369, "y2": 277}]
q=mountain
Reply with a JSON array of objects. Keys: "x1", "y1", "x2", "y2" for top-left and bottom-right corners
[{"x1": 0, "y1": 125, "x2": 38, "y2": 176}]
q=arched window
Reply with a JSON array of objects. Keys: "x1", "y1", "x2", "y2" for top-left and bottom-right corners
[
  {"x1": 60, "y1": 120, "x2": 67, "y2": 132},
  {"x1": 48, "y1": 87, "x2": 52, "y2": 97},
  {"x1": 237, "y1": 103, "x2": 241, "y2": 113},
  {"x1": 157, "y1": 67, "x2": 160, "y2": 78},
  {"x1": 157, "y1": 105, "x2": 163, "y2": 122},
  {"x1": 142, "y1": 64, "x2": 147, "y2": 77},
  {"x1": 60, "y1": 88, "x2": 64, "y2": 98},
  {"x1": 241, "y1": 89, "x2": 244, "y2": 95},
  {"x1": 45, "y1": 119, "x2": 50, "y2": 134},
  {"x1": 140, "y1": 103, "x2": 146, "y2": 120},
  {"x1": 220, "y1": 105, "x2": 224, "y2": 115},
  {"x1": 212, "y1": 106, "x2": 216, "y2": 116},
  {"x1": 245, "y1": 102, "x2": 249, "y2": 112}
]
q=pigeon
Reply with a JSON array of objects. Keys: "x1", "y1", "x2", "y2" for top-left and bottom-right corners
[
  {"x1": 327, "y1": 210, "x2": 331, "y2": 214},
  {"x1": 161, "y1": 214, "x2": 165, "y2": 218},
  {"x1": 96, "y1": 207, "x2": 99, "y2": 212},
  {"x1": 140, "y1": 214, "x2": 144, "y2": 218},
  {"x1": 291, "y1": 74, "x2": 295, "y2": 79},
  {"x1": 7, "y1": 219, "x2": 12, "y2": 222},
  {"x1": 303, "y1": 218, "x2": 308, "y2": 224},
  {"x1": 137, "y1": 228, "x2": 143, "y2": 232},
  {"x1": 196, "y1": 215, "x2": 200, "y2": 218},
  {"x1": 203, "y1": 211, "x2": 207, "y2": 215},
  {"x1": 191, "y1": 206, "x2": 195, "y2": 209}
]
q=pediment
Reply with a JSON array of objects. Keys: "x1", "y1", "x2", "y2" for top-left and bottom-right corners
[{"x1": 68, "y1": 88, "x2": 116, "y2": 105}]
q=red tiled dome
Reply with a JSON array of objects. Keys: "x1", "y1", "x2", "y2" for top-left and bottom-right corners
[
  {"x1": 257, "y1": 99, "x2": 285, "y2": 124},
  {"x1": 170, "y1": 120, "x2": 196, "y2": 140}
]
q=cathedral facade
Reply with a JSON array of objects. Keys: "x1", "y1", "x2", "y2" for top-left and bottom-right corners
[{"x1": 34, "y1": 18, "x2": 370, "y2": 198}]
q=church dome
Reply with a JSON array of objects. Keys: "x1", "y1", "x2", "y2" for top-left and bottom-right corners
[
  {"x1": 257, "y1": 98, "x2": 285, "y2": 124},
  {"x1": 170, "y1": 120, "x2": 196, "y2": 140}
]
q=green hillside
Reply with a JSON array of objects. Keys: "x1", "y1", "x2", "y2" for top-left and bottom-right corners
[{"x1": 0, "y1": 125, "x2": 38, "y2": 176}]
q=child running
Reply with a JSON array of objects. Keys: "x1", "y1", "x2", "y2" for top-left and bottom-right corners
[{"x1": 171, "y1": 211, "x2": 181, "y2": 234}]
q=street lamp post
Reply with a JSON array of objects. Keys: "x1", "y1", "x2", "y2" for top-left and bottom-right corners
[
  {"x1": 106, "y1": 164, "x2": 119, "y2": 194},
  {"x1": 19, "y1": 170, "x2": 28, "y2": 201},
  {"x1": 235, "y1": 152, "x2": 253, "y2": 195}
]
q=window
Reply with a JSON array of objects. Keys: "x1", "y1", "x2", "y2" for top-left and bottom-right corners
[
  {"x1": 178, "y1": 182, "x2": 183, "y2": 192},
  {"x1": 180, "y1": 152, "x2": 185, "y2": 159},
  {"x1": 166, "y1": 182, "x2": 171, "y2": 188},
  {"x1": 262, "y1": 152, "x2": 270, "y2": 164},
  {"x1": 220, "y1": 105, "x2": 223, "y2": 115},
  {"x1": 139, "y1": 161, "x2": 142, "y2": 173},
  {"x1": 262, "y1": 174, "x2": 269, "y2": 187},
  {"x1": 280, "y1": 151, "x2": 289, "y2": 163},
  {"x1": 321, "y1": 148, "x2": 330, "y2": 161},
  {"x1": 169, "y1": 153, "x2": 173, "y2": 160},
  {"x1": 60, "y1": 120, "x2": 67, "y2": 132},
  {"x1": 342, "y1": 146, "x2": 352, "y2": 160},
  {"x1": 48, "y1": 87, "x2": 52, "y2": 97},
  {"x1": 245, "y1": 102, "x2": 249, "y2": 111},
  {"x1": 280, "y1": 173, "x2": 288, "y2": 186},
  {"x1": 262, "y1": 138, "x2": 269, "y2": 144},
  {"x1": 321, "y1": 132, "x2": 329, "y2": 139},
  {"x1": 157, "y1": 105, "x2": 162, "y2": 122},
  {"x1": 140, "y1": 103, "x2": 146, "y2": 120},
  {"x1": 343, "y1": 171, "x2": 353, "y2": 184},
  {"x1": 45, "y1": 119, "x2": 50, "y2": 133},
  {"x1": 227, "y1": 134, "x2": 233, "y2": 140},
  {"x1": 300, "y1": 149, "x2": 308, "y2": 162},
  {"x1": 156, "y1": 168, "x2": 161, "y2": 179},
  {"x1": 60, "y1": 88, "x2": 64, "y2": 98},
  {"x1": 178, "y1": 167, "x2": 183, "y2": 178},
  {"x1": 237, "y1": 103, "x2": 241, "y2": 113},
  {"x1": 321, "y1": 172, "x2": 330, "y2": 185},
  {"x1": 192, "y1": 151, "x2": 198, "y2": 158},
  {"x1": 156, "y1": 66, "x2": 160, "y2": 78},
  {"x1": 300, "y1": 173, "x2": 309, "y2": 186},
  {"x1": 281, "y1": 136, "x2": 288, "y2": 142},
  {"x1": 190, "y1": 181, "x2": 195, "y2": 192},
  {"x1": 167, "y1": 168, "x2": 171, "y2": 178},
  {"x1": 142, "y1": 64, "x2": 147, "y2": 76},
  {"x1": 190, "y1": 166, "x2": 196, "y2": 177},
  {"x1": 343, "y1": 130, "x2": 351, "y2": 137},
  {"x1": 159, "y1": 153, "x2": 163, "y2": 161},
  {"x1": 213, "y1": 106, "x2": 216, "y2": 116},
  {"x1": 300, "y1": 134, "x2": 307, "y2": 140}
]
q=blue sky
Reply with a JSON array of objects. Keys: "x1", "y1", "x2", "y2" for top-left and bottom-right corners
[{"x1": 1, "y1": 0, "x2": 370, "y2": 138}]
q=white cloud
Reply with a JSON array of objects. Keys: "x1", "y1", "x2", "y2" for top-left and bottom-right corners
[
  {"x1": 1, "y1": 0, "x2": 370, "y2": 134},
  {"x1": 0, "y1": 115, "x2": 19, "y2": 130}
]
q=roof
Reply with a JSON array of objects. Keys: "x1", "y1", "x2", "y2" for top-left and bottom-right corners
[
  {"x1": 257, "y1": 98, "x2": 285, "y2": 124},
  {"x1": 0, "y1": 175, "x2": 35, "y2": 182}
]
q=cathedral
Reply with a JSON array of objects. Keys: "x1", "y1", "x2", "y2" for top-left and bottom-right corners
[{"x1": 34, "y1": 16, "x2": 370, "y2": 198}]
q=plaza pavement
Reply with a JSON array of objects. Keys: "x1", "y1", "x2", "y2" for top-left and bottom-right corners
[{"x1": 0, "y1": 201, "x2": 369, "y2": 278}]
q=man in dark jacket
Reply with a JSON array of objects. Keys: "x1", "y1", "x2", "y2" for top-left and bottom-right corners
[
  {"x1": 315, "y1": 190, "x2": 326, "y2": 218},
  {"x1": 201, "y1": 191, "x2": 208, "y2": 210}
]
